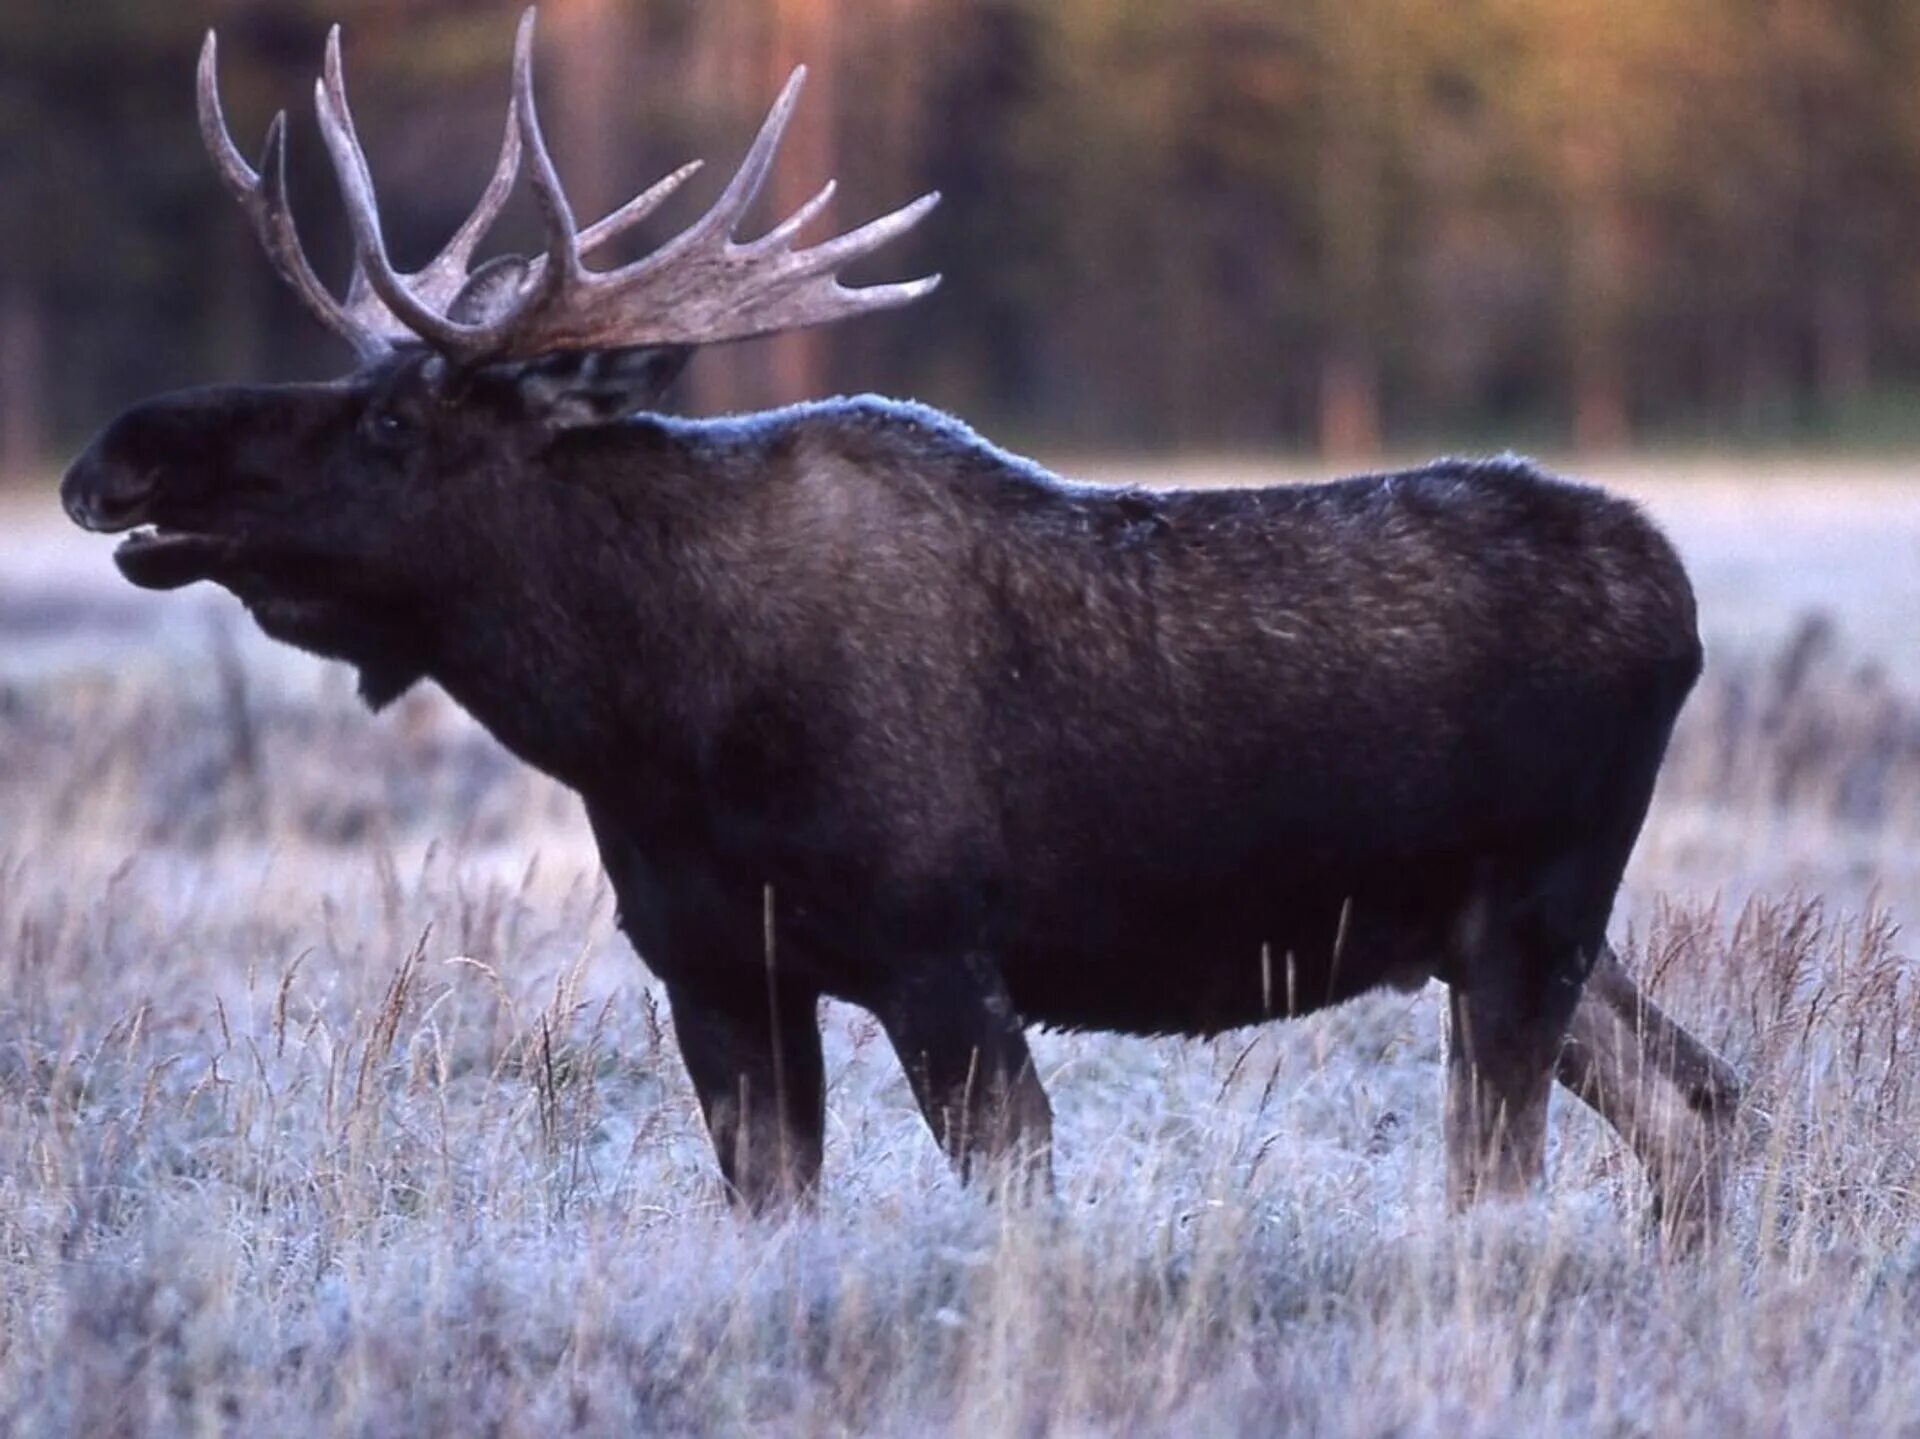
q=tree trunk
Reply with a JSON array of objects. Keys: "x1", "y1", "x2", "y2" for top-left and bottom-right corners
[
  {"x1": 1571, "y1": 351, "x2": 1630, "y2": 452},
  {"x1": 549, "y1": 0, "x2": 629, "y2": 227},
  {"x1": 685, "y1": 0, "x2": 770, "y2": 417},
  {"x1": 1565, "y1": 183, "x2": 1633, "y2": 452},
  {"x1": 1318, "y1": 347, "x2": 1381, "y2": 462},
  {"x1": 1812, "y1": 272, "x2": 1869, "y2": 420},
  {"x1": 0, "y1": 277, "x2": 44, "y2": 486},
  {"x1": 766, "y1": 0, "x2": 836, "y2": 404},
  {"x1": 1313, "y1": 0, "x2": 1387, "y2": 462}
]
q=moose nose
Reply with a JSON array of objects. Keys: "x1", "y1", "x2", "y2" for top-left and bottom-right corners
[{"x1": 60, "y1": 451, "x2": 158, "y2": 533}]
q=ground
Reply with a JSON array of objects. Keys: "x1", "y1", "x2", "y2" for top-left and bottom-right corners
[{"x1": 1, "y1": 455, "x2": 1917, "y2": 1435}]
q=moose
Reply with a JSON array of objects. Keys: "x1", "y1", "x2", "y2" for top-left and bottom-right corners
[{"x1": 62, "y1": 13, "x2": 1740, "y2": 1239}]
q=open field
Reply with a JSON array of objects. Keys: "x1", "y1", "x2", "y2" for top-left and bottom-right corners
[{"x1": 1, "y1": 458, "x2": 1918, "y2": 1434}]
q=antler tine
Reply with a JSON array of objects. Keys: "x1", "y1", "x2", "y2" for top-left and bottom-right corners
[
  {"x1": 315, "y1": 25, "x2": 483, "y2": 352},
  {"x1": 578, "y1": 160, "x2": 705, "y2": 258},
  {"x1": 507, "y1": 9, "x2": 584, "y2": 301},
  {"x1": 679, "y1": 66, "x2": 807, "y2": 253},
  {"x1": 256, "y1": 114, "x2": 366, "y2": 336},
  {"x1": 196, "y1": 33, "x2": 261, "y2": 202},
  {"x1": 698, "y1": 251, "x2": 945, "y2": 342},
  {"x1": 198, "y1": 32, "x2": 386, "y2": 357},
  {"x1": 614, "y1": 176, "x2": 944, "y2": 345},
  {"x1": 764, "y1": 189, "x2": 940, "y2": 272},
  {"x1": 308, "y1": 44, "x2": 386, "y2": 330},
  {"x1": 410, "y1": 97, "x2": 524, "y2": 306},
  {"x1": 563, "y1": 64, "x2": 806, "y2": 290},
  {"x1": 206, "y1": 16, "x2": 939, "y2": 366},
  {"x1": 829, "y1": 274, "x2": 945, "y2": 310},
  {"x1": 467, "y1": 57, "x2": 940, "y2": 357},
  {"x1": 746, "y1": 179, "x2": 837, "y2": 255}
]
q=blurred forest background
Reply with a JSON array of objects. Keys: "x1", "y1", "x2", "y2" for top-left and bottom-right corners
[{"x1": 5, "y1": 0, "x2": 1920, "y2": 480}]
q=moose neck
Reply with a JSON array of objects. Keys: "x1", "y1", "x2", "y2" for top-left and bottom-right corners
[{"x1": 421, "y1": 420, "x2": 746, "y2": 815}]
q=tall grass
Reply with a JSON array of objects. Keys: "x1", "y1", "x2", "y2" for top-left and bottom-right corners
[{"x1": 0, "y1": 614, "x2": 1915, "y2": 1435}]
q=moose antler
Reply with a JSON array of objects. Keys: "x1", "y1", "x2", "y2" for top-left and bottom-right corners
[
  {"x1": 197, "y1": 32, "x2": 523, "y2": 360},
  {"x1": 315, "y1": 9, "x2": 940, "y2": 363},
  {"x1": 205, "y1": 8, "x2": 939, "y2": 365}
]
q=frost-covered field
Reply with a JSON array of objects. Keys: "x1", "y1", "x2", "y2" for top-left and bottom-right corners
[{"x1": 1, "y1": 460, "x2": 1917, "y2": 1435}]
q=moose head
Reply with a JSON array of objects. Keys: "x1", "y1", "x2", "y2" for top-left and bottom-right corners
[{"x1": 61, "y1": 10, "x2": 937, "y2": 706}]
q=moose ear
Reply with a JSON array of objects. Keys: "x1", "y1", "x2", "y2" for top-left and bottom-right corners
[{"x1": 513, "y1": 346, "x2": 694, "y2": 429}]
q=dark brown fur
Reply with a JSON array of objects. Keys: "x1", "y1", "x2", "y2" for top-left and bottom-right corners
[{"x1": 62, "y1": 350, "x2": 1741, "y2": 1235}]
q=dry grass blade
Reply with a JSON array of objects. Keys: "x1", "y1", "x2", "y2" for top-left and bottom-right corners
[{"x1": 0, "y1": 599, "x2": 1916, "y2": 1433}]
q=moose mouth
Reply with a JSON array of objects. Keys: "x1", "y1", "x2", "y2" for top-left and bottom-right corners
[{"x1": 114, "y1": 528, "x2": 241, "y2": 591}]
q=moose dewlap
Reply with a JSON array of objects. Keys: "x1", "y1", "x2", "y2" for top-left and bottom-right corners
[{"x1": 61, "y1": 10, "x2": 1739, "y2": 1242}]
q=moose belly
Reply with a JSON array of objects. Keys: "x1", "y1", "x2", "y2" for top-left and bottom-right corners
[{"x1": 998, "y1": 856, "x2": 1466, "y2": 1037}]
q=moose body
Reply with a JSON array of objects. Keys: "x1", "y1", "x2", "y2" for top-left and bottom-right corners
[
  {"x1": 504, "y1": 403, "x2": 1700, "y2": 1041},
  {"x1": 62, "y1": 13, "x2": 1739, "y2": 1238}
]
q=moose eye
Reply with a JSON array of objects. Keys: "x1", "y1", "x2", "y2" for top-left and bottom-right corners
[{"x1": 364, "y1": 407, "x2": 415, "y2": 447}]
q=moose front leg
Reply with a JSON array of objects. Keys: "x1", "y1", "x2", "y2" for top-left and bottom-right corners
[
  {"x1": 586, "y1": 806, "x2": 824, "y2": 1208},
  {"x1": 880, "y1": 953, "x2": 1053, "y2": 1196},
  {"x1": 668, "y1": 980, "x2": 826, "y2": 1211}
]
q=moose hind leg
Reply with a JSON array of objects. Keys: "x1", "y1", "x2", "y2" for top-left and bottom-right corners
[
  {"x1": 1445, "y1": 859, "x2": 1606, "y2": 1208},
  {"x1": 1556, "y1": 944, "x2": 1741, "y2": 1247},
  {"x1": 668, "y1": 980, "x2": 826, "y2": 1211},
  {"x1": 1446, "y1": 988, "x2": 1558, "y2": 1207},
  {"x1": 879, "y1": 953, "x2": 1053, "y2": 1197}
]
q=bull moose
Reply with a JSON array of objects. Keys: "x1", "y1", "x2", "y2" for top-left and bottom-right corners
[{"x1": 61, "y1": 12, "x2": 1740, "y2": 1239}]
